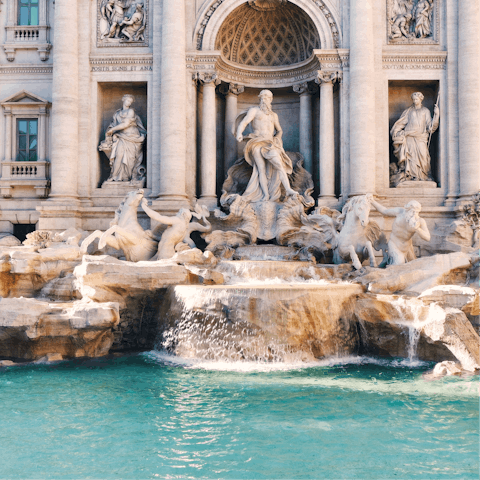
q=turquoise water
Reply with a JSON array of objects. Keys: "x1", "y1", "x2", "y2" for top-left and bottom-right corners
[{"x1": 0, "y1": 353, "x2": 478, "y2": 479}]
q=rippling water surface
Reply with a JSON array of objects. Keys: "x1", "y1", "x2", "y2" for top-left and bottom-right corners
[{"x1": 0, "y1": 353, "x2": 478, "y2": 479}]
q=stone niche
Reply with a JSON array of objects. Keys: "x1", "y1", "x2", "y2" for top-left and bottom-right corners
[
  {"x1": 96, "y1": 82, "x2": 147, "y2": 187},
  {"x1": 388, "y1": 80, "x2": 439, "y2": 186}
]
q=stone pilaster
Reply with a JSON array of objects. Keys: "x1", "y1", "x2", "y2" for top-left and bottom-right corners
[
  {"x1": 185, "y1": 72, "x2": 198, "y2": 202},
  {"x1": 198, "y1": 72, "x2": 220, "y2": 209},
  {"x1": 4, "y1": 108, "x2": 12, "y2": 162},
  {"x1": 222, "y1": 83, "x2": 244, "y2": 174},
  {"x1": 154, "y1": 0, "x2": 189, "y2": 210},
  {"x1": 349, "y1": 0, "x2": 376, "y2": 196},
  {"x1": 293, "y1": 82, "x2": 314, "y2": 175},
  {"x1": 48, "y1": 0, "x2": 79, "y2": 202},
  {"x1": 458, "y1": 1, "x2": 480, "y2": 201},
  {"x1": 38, "y1": 107, "x2": 47, "y2": 162}
]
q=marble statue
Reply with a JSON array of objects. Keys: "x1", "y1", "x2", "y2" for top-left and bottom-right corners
[
  {"x1": 312, "y1": 194, "x2": 382, "y2": 270},
  {"x1": 461, "y1": 193, "x2": 480, "y2": 249},
  {"x1": 99, "y1": 0, "x2": 145, "y2": 42},
  {"x1": 234, "y1": 89, "x2": 297, "y2": 203},
  {"x1": 414, "y1": 0, "x2": 434, "y2": 38},
  {"x1": 81, "y1": 190, "x2": 213, "y2": 262},
  {"x1": 99, "y1": 94, "x2": 147, "y2": 186},
  {"x1": 388, "y1": 0, "x2": 435, "y2": 40},
  {"x1": 371, "y1": 199, "x2": 431, "y2": 265},
  {"x1": 81, "y1": 189, "x2": 158, "y2": 262},
  {"x1": 390, "y1": 0, "x2": 415, "y2": 39},
  {"x1": 140, "y1": 201, "x2": 212, "y2": 260},
  {"x1": 120, "y1": 3, "x2": 145, "y2": 41},
  {"x1": 390, "y1": 92, "x2": 439, "y2": 187}
]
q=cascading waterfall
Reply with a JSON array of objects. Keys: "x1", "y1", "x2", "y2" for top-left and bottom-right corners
[{"x1": 390, "y1": 296, "x2": 447, "y2": 364}]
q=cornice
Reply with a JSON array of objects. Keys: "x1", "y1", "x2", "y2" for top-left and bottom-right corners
[{"x1": 382, "y1": 52, "x2": 447, "y2": 69}]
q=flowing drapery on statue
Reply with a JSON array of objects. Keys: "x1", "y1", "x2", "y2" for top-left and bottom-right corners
[
  {"x1": 235, "y1": 130, "x2": 293, "y2": 203},
  {"x1": 99, "y1": 94, "x2": 147, "y2": 185},
  {"x1": 233, "y1": 90, "x2": 297, "y2": 203},
  {"x1": 390, "y1": 91, "x2": 439, "y2": 186}
]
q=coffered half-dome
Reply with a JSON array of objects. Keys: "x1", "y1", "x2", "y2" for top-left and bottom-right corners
[{"x1": 215, "y1": 2, "x2": 321, "y2": 68}]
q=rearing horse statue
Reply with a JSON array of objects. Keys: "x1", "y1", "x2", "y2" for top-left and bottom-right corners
[
  {"x1": 80, "y1": 189, "x2": 158, "y2": 262},
  {"x1": 311, "y1": 194, "x2": 382, "y2": 270}
]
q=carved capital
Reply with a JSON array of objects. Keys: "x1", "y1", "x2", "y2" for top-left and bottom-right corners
[
  {"x1": 196, "y1": 72, "x2": 220, "y2": 86},
  {"x1": 228, "y1": 83, "x2": 245, "y2": 96},
  {"x1": 315, "y1": 70, "x2": 341, "y2": 86},
  {"x1": 219, "y1": 83, "x2": 245, "y2": 96},
  {"x1": 293, "y1": 82, "x2": 316, "y2": 96}
]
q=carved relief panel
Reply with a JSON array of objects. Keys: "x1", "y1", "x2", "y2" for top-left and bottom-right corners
[
  {"x1": 387, "y1": 0, "x2": 439, "y2": 45},
  {"x1": 97, "y1": 0, "x2": 148, "y2": 47}
]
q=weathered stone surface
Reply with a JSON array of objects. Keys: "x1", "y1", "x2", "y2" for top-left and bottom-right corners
[
  {"x1": 422, "y1": 310, "x2": 480, "y2": 372},
  {"x1": 0, "y1": 246, "x2": 82, "y2": 298},
  {"x1": 351, "y1": 252, "x2": 473, "y2": 295},
  {"x1": 350, "y1": 293, "x2": 480, "y2": 370},
  {"x1": 161, "y1": 284, "x2": 364, "y2": 361},
  {"x1": 0, "y1": 298, "x2": 120, "y2": 361},
  {"x1": 74, "y1": 255, "x2": 213, "y2": 305}
]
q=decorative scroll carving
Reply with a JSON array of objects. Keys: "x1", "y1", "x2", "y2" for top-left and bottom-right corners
[
  {"x1": 315, "y1": 70, "x2": 341, "y2": 85},
  {"x1": 97, "y1": 0, "x2": 148, "y2": 47},
  {"x1": 387, "y1": 0, "x2": 439, "y2": 44},
  {"x1": 293, "y1": 82, "x2": 316, "y2": 96}
]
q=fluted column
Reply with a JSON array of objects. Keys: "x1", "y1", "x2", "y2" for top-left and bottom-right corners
[
  {"x1": 4, "y1": 108, "x2": 12, "y2": 162},
  {"x1": 349, "y1": 0, "x2": 375, "y2": 196},
  {"x1": 458, "y1": 1, "x2": 480, "y2": 201},
  {"x1": 198, "y1": 72, "x2": 219, "y2": 208},
  {"x1": 49, "y1": 0, "x2": 79, "y2": 201},
  {"x1": 222, "y1": 83, "x2": 244, "y2": 174},
  {"x1": 316, "y1": 71, "x2": 340, "y2": 205},
  {"x1": 155, "y1": 0, "x2": 188, "y2": 209},
  {"x1": 293, "y1": 82, "x2": 314, "y2": 174}
]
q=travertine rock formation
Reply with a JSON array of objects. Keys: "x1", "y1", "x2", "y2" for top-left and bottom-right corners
[{"x1": 0, "y1": 298, "x2": 119, "y2": 361}]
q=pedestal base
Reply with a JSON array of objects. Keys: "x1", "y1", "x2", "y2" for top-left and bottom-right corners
[{"x1": 395, "y1": 180, "x2": 437, "y2": 189}]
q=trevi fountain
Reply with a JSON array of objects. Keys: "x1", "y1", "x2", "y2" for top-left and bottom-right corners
[{"x1": 0, "y1": 0, "x2": 478, "y2": 478}]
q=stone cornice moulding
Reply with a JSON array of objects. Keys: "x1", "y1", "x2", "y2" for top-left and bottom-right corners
[
  {"x1": 186, "y1": 49, "x2": 348, "y2": 88},
  {"x1": 89, "y1": 55, "x2": 153, "y2": 65},
  {"x1": 382, "y1": 52, "x2": 447, "y2": 69},
  {"x1": 0, "y1": 65, "x2": 53, "y2": 75},
  {"x1": 89, "y1": 54, "x2": 153, "y2": 72},
  {"x1": 195, "y1": 0, "x2": 342, "y2": 51}
]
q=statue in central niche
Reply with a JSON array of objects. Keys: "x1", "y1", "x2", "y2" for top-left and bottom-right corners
[{"x1": 234, "y1": 89, "x2": 298, "y2": 202}]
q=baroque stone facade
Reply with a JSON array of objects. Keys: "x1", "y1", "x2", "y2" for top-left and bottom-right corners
[{"x1": 0, "y1": 0, "x2": 479, "y2": 243}]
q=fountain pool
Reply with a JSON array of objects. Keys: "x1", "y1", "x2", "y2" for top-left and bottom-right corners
[{"x1": 0, "y1": 354, "x2": 478, "y2": 479}]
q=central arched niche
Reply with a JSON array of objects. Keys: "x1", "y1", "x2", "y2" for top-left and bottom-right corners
[{"x1": 215, "y1": 2, "x2": 321, "y2": 67}]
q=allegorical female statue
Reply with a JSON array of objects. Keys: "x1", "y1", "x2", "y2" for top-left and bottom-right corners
[
  {"x1": 390, "y1": 91, "x2": 439, "y2": 187},
  {"x1": 99, "y1": 94, "x2": 147, "y2": 186}
]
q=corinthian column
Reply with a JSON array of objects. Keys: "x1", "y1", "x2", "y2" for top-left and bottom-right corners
[
  {"x1": 316, "y1": 71, "x2": 340, "y2": 205},
  {"x1": 349, "y1": 0, "x2": 375, "y2": 196},
  {"x1": 155, "y1": 0, "x2": 189, "y2": 210},
  {"x1": 222, "y1": 83, "x2": 244, "y2": 174},
  {"x1": 198, "y1": 72, "x2": 219, "y2": 208},
  {"x1": 293, "y1": 82, "x2": 314, "y2": 174},
  {"x1": 49, "y1": 0, "x2": 79, "y2": 201},
  {"x1": 458, "y1": 1, "x2": 480, "y2": 201}
]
